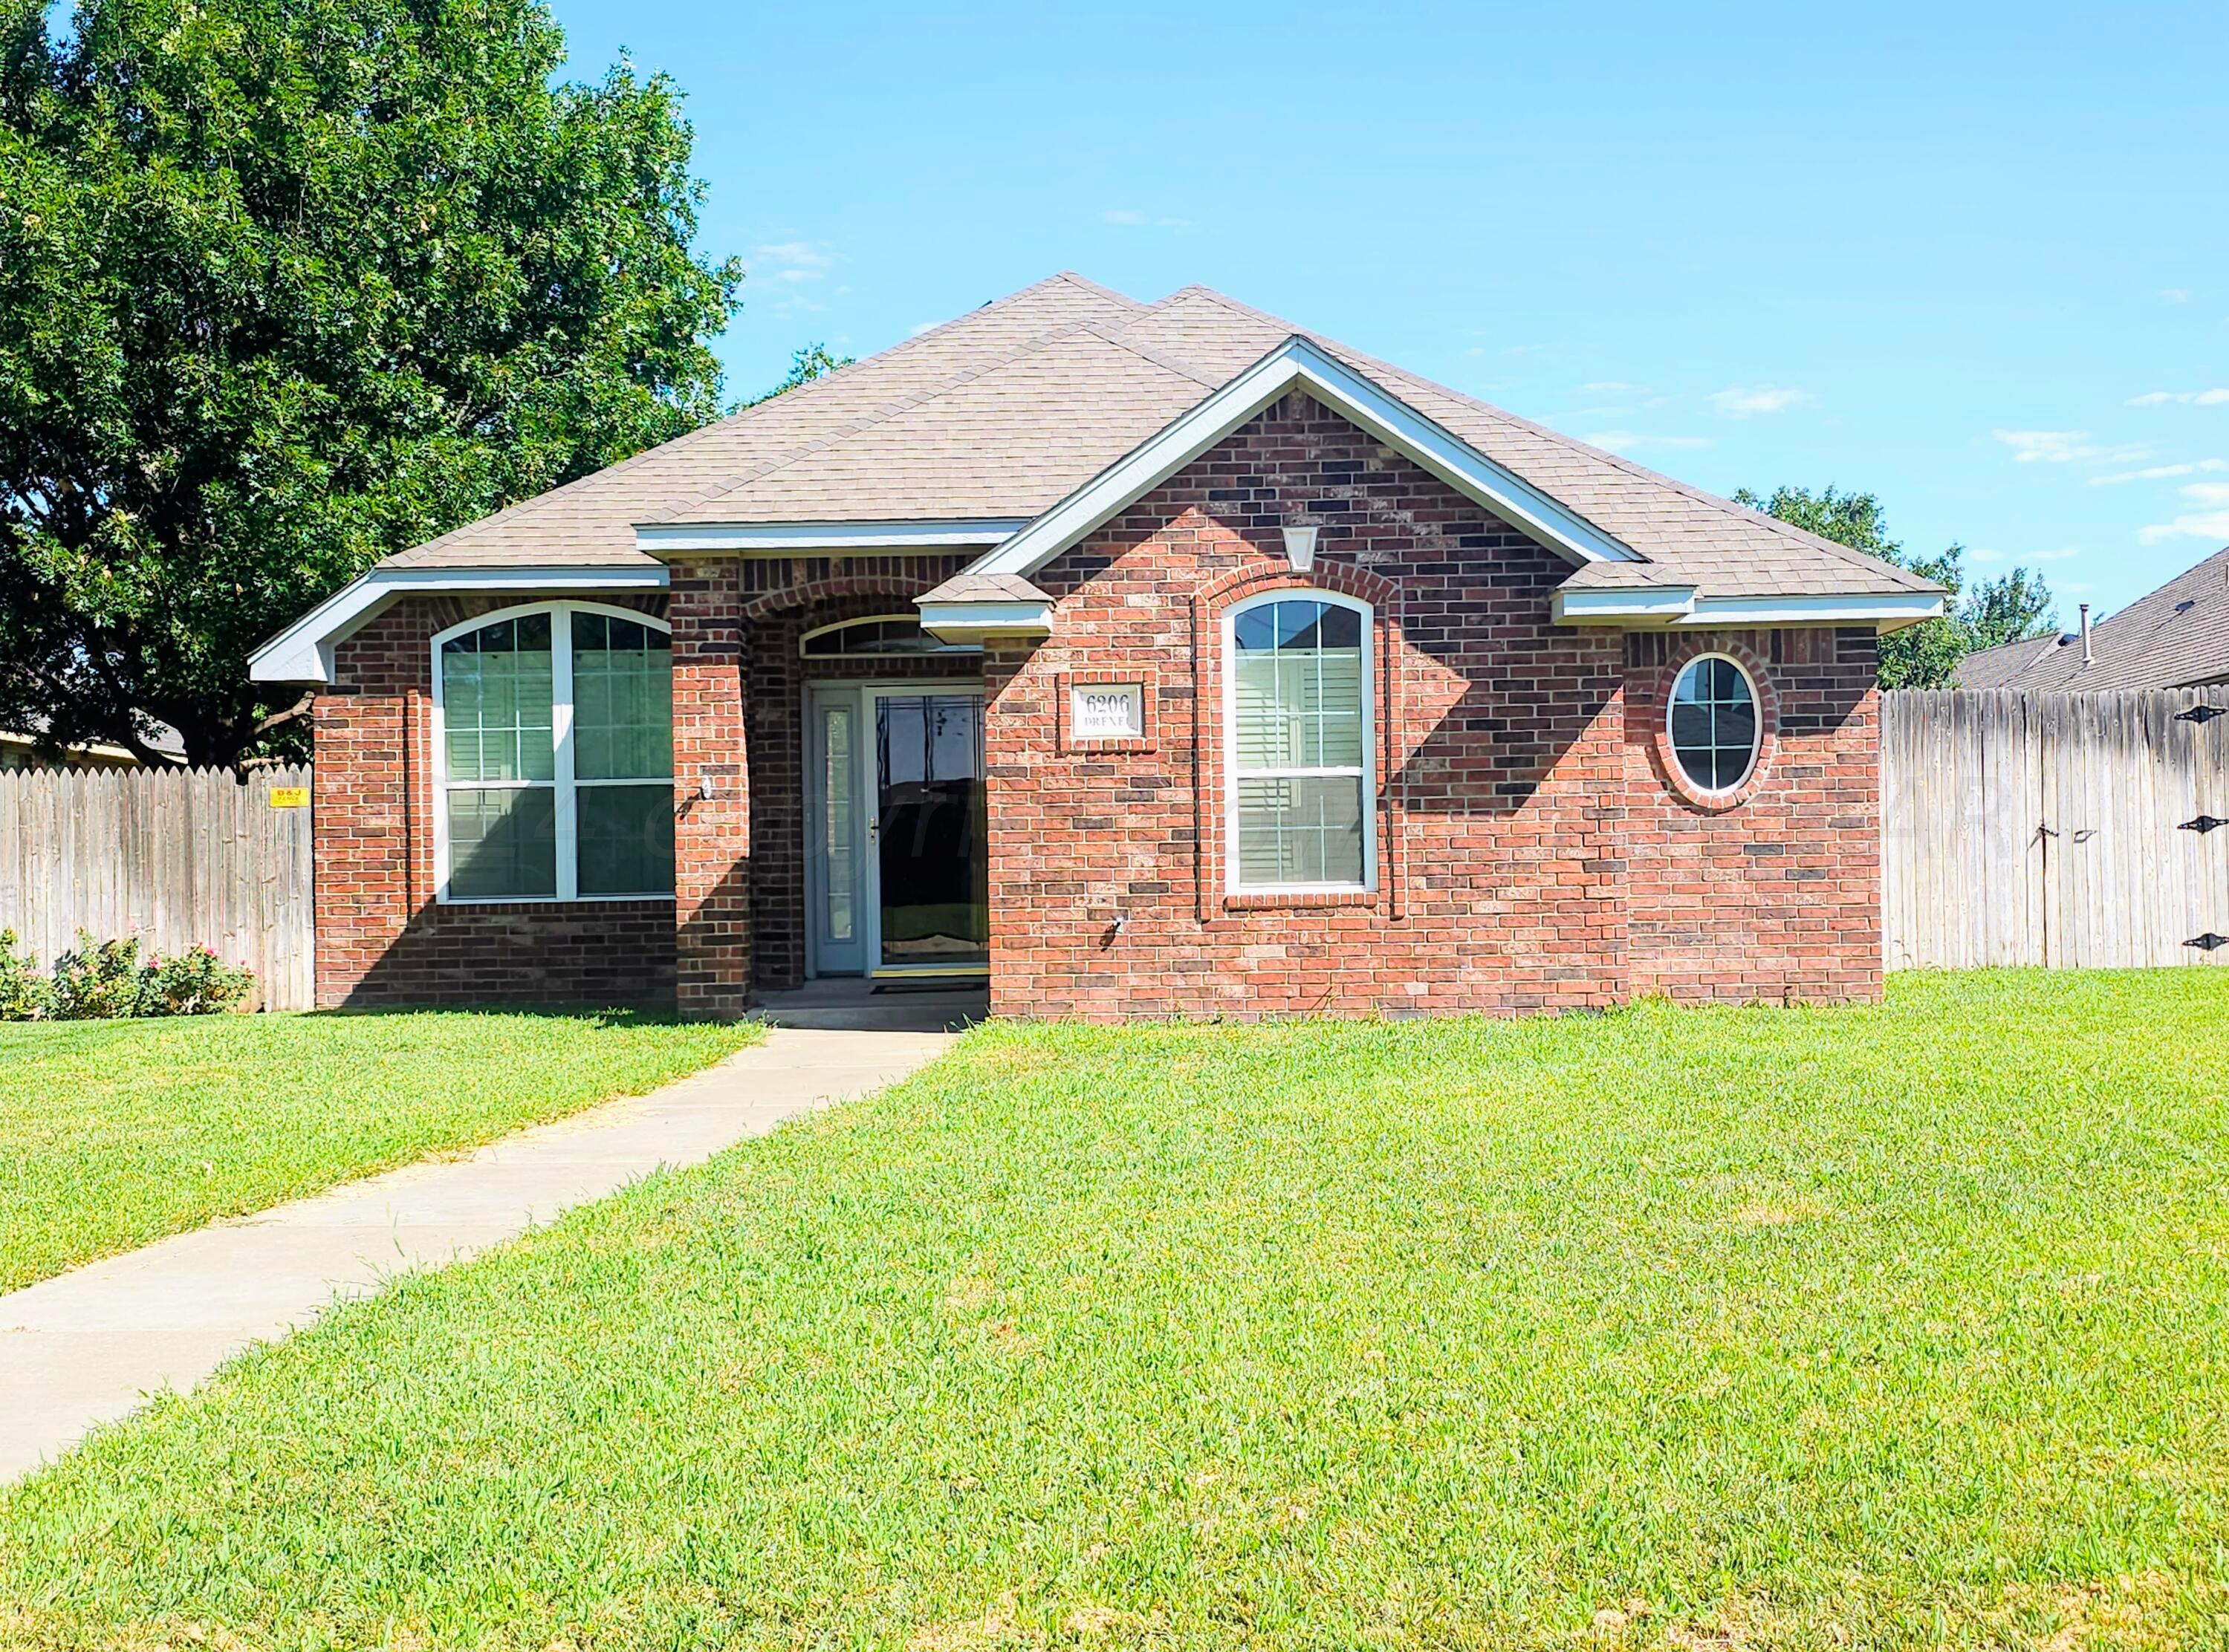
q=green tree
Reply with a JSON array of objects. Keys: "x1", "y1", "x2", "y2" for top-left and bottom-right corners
[
  {"x1": 741, "y1": 342, "x2": 853, "y2": 409},
  {"x1": 0, "y1": 0, "x2": 742, "y2": 766},
  {"x1": 1733, "y1": 484, "x2": 2058, "y2": 689}
]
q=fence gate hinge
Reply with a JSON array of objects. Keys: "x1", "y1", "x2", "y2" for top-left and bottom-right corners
[
  {"x1": 2183, "y1": 815, "x2": 2229, "y2": 835},
  {"x1": 2189, "y1": 932, "x2": 2229, "y2": 952},
  {"x1": 2176, "y1": 704, "x2": 2228, "y2": 724}
]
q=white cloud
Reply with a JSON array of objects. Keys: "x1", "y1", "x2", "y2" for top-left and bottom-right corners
[
  {"x1": 2161, "y1": 288, "x2": 2191, "y2": 302},
  {"x1": 1580, "y1": 380, "x2": 1646, "y2": 394},
  {"x1": 2136, "y1": 480, "x2": 2229, "y2": 542},
  {"x1": 2138, "y1": 511, "x2": 2229, "y2": 544},
  {"x1": 2126, "y1": 388, "x2": 2229, "y2": 406},
  {"x1": 1100, "y1": 208, "x2": 1193, "y2": 229},
  {"x1": 751, "y1": 240, "x2": 837, "y2": 284},
  {"x1": 1583, "y1": 430, "x2": 1710, "y2": 455},
  {"x1": 2089, "y1": 458, "x2": 2228, "y2": 484},
  {"x1": 1994, "y1": 429, "x2": 2088, "y2": 462},
  {"x1": 1993, "y1": 429, "x2": 2149, "y2": 465},
  {"x1": 1972, "y1": 546, "x2": 2083, "y2": 565},
  {"x1": 1707, "y1": 384, "x2": 1817, "y2": 417}
]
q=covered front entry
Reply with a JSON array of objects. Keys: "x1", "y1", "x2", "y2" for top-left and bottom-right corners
[{"x1": 802, "y1": 684, "x2": 989, "y2": 979}]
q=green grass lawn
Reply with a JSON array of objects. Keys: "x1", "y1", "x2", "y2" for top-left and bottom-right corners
[
  {"x1": 4, "y1": 972, "x2": 2227, "y2": 1650},
  {"x1": 0, "y1": 1009, "x2": 760, "y2": 1292}
]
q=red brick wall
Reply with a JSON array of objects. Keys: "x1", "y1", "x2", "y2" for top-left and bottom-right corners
[
  {"x1": 314, "y1": 593, "x2": 678, "y2": 1010},
  {"x1": 312, "y1": 557, "x2": 984, "y2": 1015},
  {"x1": 667, "y1": 559, "x2": 751, "y2": 1018},
  {"x1": 1620, "y1": 628, "x2": 1883, "y2": 1002},
  {"x1": 982, "y1": 392, "x2": 1883, "y2": 1018}
]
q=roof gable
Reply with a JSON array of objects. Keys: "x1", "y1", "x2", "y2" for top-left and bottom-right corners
[{"x1": 968, "y1": 334, "x2": 1641, "y2": 581}]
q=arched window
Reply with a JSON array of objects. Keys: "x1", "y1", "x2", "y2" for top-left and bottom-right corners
[
  {"x1": 1665, "y1": 653, "x2": 1761, "y2": 795},
  {"x1": 1224, "y1": 591, "x2": 1375, "y2": 892},
  {"x1": 800, "y1": 615, "x2": 981, "y2": 659},
  {"x1": 432, "y1": 603, "x2": 674, "y2": 902}
]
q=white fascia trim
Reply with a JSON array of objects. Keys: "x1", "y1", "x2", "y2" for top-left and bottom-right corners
[
  {"x1": 968, "y1": 336, "x2": 1639, "y2": 582},
  {"x1": 635, "y1": 518, "x2": 1029, "y2": 554},
  {"x1": 1551, "y1": 585, "x2": 1698, "y2": 623},
  {"x1": 1681, "y1": 592, "x2": 1947, "y2": 631},
  {"x1": 1551, "y1": 588, "x2": 1947, "y2": 632},
  {"x1": 247, "y1": 565, "x2": 670, "y2": 684},
  {"x1": 917, "y1": 599, "x2": 1056, "y2": 641}
]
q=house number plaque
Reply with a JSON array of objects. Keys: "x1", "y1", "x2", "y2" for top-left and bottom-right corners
[{"x1": 1071, "y1": 683, "x2": 1144, "y2": 742}]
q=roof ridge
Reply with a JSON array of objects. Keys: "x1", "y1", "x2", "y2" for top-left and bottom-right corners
[
  {"x1": 1075, "y1": 319, "x2": 1224, "y2": 389},
  {"x1": 1038, "y1": 270, "x2": 1149, "y2": 311},
  {"x1": 1156, "y1": 285, "x2": 1938, "y2": 594}
]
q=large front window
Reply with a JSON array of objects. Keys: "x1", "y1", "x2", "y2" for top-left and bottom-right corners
[
  {"x1": 435, "y1": 605, "x2": 675, "y2": 901},
  {"x1": 1226, "y1": 594, "x2": 1372, "y2": 891}
]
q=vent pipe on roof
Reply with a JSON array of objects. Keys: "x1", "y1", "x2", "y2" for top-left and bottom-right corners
[{"x1": 2079, "y1": 602, "x2": 2093, "y2": 666}]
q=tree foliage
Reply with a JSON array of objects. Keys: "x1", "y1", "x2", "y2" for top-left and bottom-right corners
[
  {"x1": 1733, "y1": 485, "x2": 2058, "y2": 689},
  {"x1": 0, "y1": 0, "x2": 742, "y2": 765},
  {"x1": 742, "y1": 342, "x2": 853, "y2": 409}
]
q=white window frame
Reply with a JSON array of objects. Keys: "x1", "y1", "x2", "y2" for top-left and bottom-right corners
[
  {"x1": 429, "y1": 599, "x2": 676, "y2": 905},
  {"x1": 1222, "y1": 588, "x2": 1377, "y2": 895},
  {"x1": 1664, "y1": 651, "x2": 1763, "y2": 796}
]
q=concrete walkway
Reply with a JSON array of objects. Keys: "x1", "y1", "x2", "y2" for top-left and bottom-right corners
[{"x1": 0, "y1": 1025, "x2": 953, "y2": 1484}]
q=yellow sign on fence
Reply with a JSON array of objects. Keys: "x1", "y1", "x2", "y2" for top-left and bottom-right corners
[{"x1": 268, "y1": 787, "x2": 309, "y2": 809}]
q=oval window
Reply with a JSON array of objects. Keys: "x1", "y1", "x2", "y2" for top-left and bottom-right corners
[{"x1": 1667, "y1": 654, "x2": 1761, "y2": 794}]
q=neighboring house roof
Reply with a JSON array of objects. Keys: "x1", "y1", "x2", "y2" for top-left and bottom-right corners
[
  {"x1": 252, "y1": 273, "x2": 1944, "y2": 681},
  {"x1": 1955, "y1": 545, "x2": 2229, "y2": 692},
  {"x1": 0, "y1": 717, "x2": 186, "y2": 768}
]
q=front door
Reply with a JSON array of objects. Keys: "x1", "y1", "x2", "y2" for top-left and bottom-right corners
[{"x1": 805, "y1": 685, "x2": 988, "y2": 978}]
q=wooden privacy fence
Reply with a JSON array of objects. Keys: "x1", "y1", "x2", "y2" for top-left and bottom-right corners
[
  {"x1": 1884, "y1": 689, "x2": 2229, "y2": 968},
  {"x1": 0, "y1": 764, "x2": 314, "y2": 1009}
]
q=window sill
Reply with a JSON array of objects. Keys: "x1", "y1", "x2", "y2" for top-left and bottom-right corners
[
  {"x1": 434, "y1": 893, "x2": 678, "y2": 908},
  {"x1": 1222, "y1": 888, "x2": 1379, "y2": 911}
]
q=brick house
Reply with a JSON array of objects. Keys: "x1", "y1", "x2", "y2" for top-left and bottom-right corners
[{"x1": 249, "y1": 274, "x2": 1944, "y2": 1020}]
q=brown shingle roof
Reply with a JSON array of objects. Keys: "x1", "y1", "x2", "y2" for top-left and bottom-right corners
[
  {"x1": 374, "y1": 272, "x2": 1933, "y2": 603},
  {"x1": 1954, "y1": 545, "x2": 2229, "y2": 692},
  {"x1": 384, "y1": 273, "x2": 1144, "y2": 570}
]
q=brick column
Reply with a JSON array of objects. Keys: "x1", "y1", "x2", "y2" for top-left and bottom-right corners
[
  {"x1": 310, "y1": 685, "x2": 410, "y2": 1007},
  {"x1": 667, "y1": 558, "x2": 752, "y2": 1018}
]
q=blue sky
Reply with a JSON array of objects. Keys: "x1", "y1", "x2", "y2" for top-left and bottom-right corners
[{"x1": 554, "y1": 0, "x2": 2228, "y2": 620}]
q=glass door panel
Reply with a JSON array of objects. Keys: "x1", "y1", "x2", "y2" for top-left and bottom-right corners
[
  {"x1": 806, "y1": 690, "x2": 866, "y2": 975},
  {"x1": 874, "y1": 693, "x2": 987, "y2": 970}
]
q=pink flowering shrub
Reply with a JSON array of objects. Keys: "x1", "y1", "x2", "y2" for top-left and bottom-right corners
[
  {"x1": 37, "y1": 932, "x2": 256, "y2": 1019},
  {"x1": 137, "y1": 946, "x2": 257, "y2": 1015}
]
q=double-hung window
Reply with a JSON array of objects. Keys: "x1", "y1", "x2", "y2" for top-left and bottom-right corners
[
  {"x1": 434, "y1": 603, "x2": 675, "y2": 902},
  {"x1": 1225, "y1": 592, "x2": 1374, "y2": 892}
]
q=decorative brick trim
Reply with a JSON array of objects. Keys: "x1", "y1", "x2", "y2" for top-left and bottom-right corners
[
  {"x1": 1223, "y1": 889, "x2": 1380, "y2": 911},
  {"x1": 1190, "y1": 559, "x2": 1405, "y2": 919},
  {"x1": 1057, "y1": 669, "x2": 1158, "y2": 754},
  {"x1": 741, "y1": 573, "x2": 943, "y2": 623},
  {"x1": 1644, "y1": 637, "x2": 1781, "y2": 813}
]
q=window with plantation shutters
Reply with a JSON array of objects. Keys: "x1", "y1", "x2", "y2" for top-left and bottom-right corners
[
  {"x1": 1225, "y1": 594, "x2": 1374, "y2": 891},
  {"x1": 433, "y1": 604, "x2": 675, "y2": 903}
]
